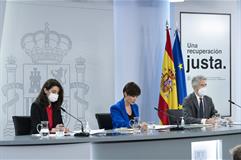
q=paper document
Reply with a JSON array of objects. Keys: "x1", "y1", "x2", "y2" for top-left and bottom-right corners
[
  {"x1": 89, "y1": 129, "x2": 106, "y2": 135},
  {"x1": 148, "y1": 125, "x2": 173, "y2": 130},
  {"x1": 72, "y1": 129, "x2": 106, "y2": 135},
  {"x1": 232, "y1": 122, "x2": 241, "y2": 125},
  {"x1": 115, "y1": 128, "x2": 133, "y2": 131}
]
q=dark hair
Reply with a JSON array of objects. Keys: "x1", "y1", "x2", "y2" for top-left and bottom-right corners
[
  {"x1": 123, "y1": 82, "x2": 141, "y2": 97},
  {"x1": 36, "y1": 79, "x2": 64, "y2": 108},
  {"x1": 231, "y1": 145, "x2": 241, "y2": 160}
]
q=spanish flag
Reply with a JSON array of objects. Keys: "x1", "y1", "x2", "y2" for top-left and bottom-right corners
[{"x1": 158, "y1": 26, "x2": 178, "y2": 125}]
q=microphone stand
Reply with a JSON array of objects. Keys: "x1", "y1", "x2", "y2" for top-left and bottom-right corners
[
  {"x1": 61, "y1": 107, "x2": 90, "y2": 137},
  {"x1": 154, "y1": 107, "x2": 184, "y2": 131},
  {"x1": 228, "y1": 100, "x2": 241, "y2": 109},
  {"x1": 228, "y1": 100, "x2": 241, "y2": 125}
]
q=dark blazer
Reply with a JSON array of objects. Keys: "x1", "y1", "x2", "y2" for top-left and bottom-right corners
[
  {"x1": 110, "y1": 98, "x2": 139, "y2": 129},
  {"x1": 30, "y1": 100, "x2": 63, "y2": 134},
  {"x1": 183, "y1": 92, "x2": 217, "y2": 124}
]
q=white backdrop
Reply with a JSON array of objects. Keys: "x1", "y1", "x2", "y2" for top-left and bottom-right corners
[
  {"x1": 181, "y1": 13, "x2": 231, "y2": 116},
  {"x1": 171, "y1": 0, "x2": 241, "y2": 122},
  {"x1": 0, "y1": 0, "x2": 171, "y2": 137},
  {"x1": 0, "y1": 1, "x2": 114, "y2": 136}
]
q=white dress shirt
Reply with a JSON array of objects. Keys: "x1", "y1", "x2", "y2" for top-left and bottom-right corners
[{"x1": 195, "y1": 93, "x2": 206, "y2": 124}]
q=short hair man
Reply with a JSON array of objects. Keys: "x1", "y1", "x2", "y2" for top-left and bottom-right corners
[
  {"x1": 183, "y1": 75, "x2": 217, "y2": 124},
  {"x1": 230, "y1": 145, "x2": 241, "y2": 160}
]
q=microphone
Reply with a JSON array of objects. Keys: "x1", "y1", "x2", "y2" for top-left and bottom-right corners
[
  {"x1": 60, "y1": 107, "x2": 90, "y2": 137},
  {"x1": 228, "y1": 100, "x2": 241, "y2": 125},
  {"x1": 154, "y1": 107, "x2": 184, "y2": 131},
  {"x1": 228, "y1": 100, "x2": 241, "y2": 109}
]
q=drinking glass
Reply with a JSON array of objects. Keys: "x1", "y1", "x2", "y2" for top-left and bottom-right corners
[
  {"x1": 214, "y1": 114, "x2": 221, "y2": 126},
  {"x1": 55, "y1": 124, "x2": 65, "y2": 137},
  {"x1": 129, "y1": 117, "x2": 140, "y2": 134},
  {"x1": 147, "y1": 121, "x2": 155, "y2": 133},
  {"x1": 83, "y1": 120, "x2": 91, "y2": 133}
]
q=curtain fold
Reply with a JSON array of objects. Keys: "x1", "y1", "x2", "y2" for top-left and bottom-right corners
[
  {"x1": 0, "y1": 0, "x2": 6, "y2": 135},
  {"x1": 0, "y1": 0, "x2": 6, "y2": 50},
  {"x1": 113, "y1": 0, "x2": 170, "y2": 122}
]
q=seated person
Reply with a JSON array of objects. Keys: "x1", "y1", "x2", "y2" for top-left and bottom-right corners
[
  {"x1": 183, "y1": 75, "x2": 217, "y2": 125},
  {"x1": 30, "y1": 79, "x2": 68, "y2": 134},
  {"x1": 230, "y1": 144, "x2": 241, "y2": 160},
  {"x1": 110, "y1": 82, "x2": 146, "y2": 129}
]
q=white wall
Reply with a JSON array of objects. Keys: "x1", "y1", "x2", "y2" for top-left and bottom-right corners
[
  {"x1": 0, "y1": 0, "x2": 6, "y2": 136},
  {"x1": 0, "y1": 1, "x2": 114, "y2": 136},
  {"x1": 171, "y1": 0, "x2": 241, "y2": 122},
  {"x1": 0, "y1": 0, "x2": 5, "y2": 47}
]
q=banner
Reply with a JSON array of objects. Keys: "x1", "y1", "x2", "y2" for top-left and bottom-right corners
[{"x1": 180, "y1": 12, "x2": 231, "y2": 116}]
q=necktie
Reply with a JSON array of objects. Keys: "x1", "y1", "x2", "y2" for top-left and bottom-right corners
[{"x1": 199, "y1": 98, "x2": 204, "y2": 118}]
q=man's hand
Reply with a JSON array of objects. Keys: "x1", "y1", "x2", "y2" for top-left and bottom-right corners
[{"x1": 206, "y1": 117, "x2": 216, "y2": 125}]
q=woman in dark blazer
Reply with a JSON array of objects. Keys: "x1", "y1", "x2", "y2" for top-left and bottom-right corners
[
  {"x1": 110, "y1": 82, "x2": 146, "y2": 129},
  {"x1": 31, "y1": 79, "x2": 67, "y2": 134}
]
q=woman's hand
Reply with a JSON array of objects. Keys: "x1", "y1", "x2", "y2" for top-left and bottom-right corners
[
  {"x1": 64, "y1": 127, "x2": 69, "y2": 133},
  {"x1": 140, "y1": 122, "x2": 148, "y2": 131},
  {"x1": 50, "y1": 128, "x2": 57, "y2": 133},
  {"x1": 51, "y1": 124, "x2": 69, "y2": 133}
]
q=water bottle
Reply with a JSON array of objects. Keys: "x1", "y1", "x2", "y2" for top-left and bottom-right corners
[
  {"x1": 180, "y1": 117, "x2": 185, "y2": 127},
  {"x1": 84, "y1": 121, "x2": 91, "y2": 133},
  {"x1": 214, "y1": 113, "x2": 221, "y2": 126}
]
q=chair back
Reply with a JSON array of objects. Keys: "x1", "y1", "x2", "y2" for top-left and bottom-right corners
[
  {"x1": 12, "y1": 116, "x2": 31, "y2": 135},
  {"x1": 167, "y1": 109, "x2": 184, "y2": 125},
  {"x1": 95, "y1": 113, "x2": 113, "y2": 130}
]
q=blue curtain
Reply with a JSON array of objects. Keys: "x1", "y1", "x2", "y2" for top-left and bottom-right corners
[
  {"x1": 0, "y1": 0, "x2": 6, "y2": 50},
  {"x1": 113, "y1": 0, "x2": 170, "y2": 123}
]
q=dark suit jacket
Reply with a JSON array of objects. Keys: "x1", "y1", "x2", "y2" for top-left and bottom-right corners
[
  {"x1": 110, "y1": 98, "x2": 139, "y2": 129},
  {"x1": 183, "y1": 92, "x2": 217, "y2": 124},
  {"x1": 30, "y1": 100, "x2": 63, "y2": 134}
]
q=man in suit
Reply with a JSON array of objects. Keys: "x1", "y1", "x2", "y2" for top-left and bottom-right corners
[{"x1": 183, "y1": 75, "x2": 217, "y2": 124}]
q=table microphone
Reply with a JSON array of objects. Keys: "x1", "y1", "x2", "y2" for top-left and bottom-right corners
[
  {"x1": 154, "y1": 107, "x2": 184, "y2": 131},
  {"x1": 60, "y1": 107, "x2": 90, "y2": 137},
  {"x1": 227, "y1": 100, "x2": 241, "y2": 125},
  {"x1": 228, "y1": 100, "x2": 241, "y2": 109}
]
